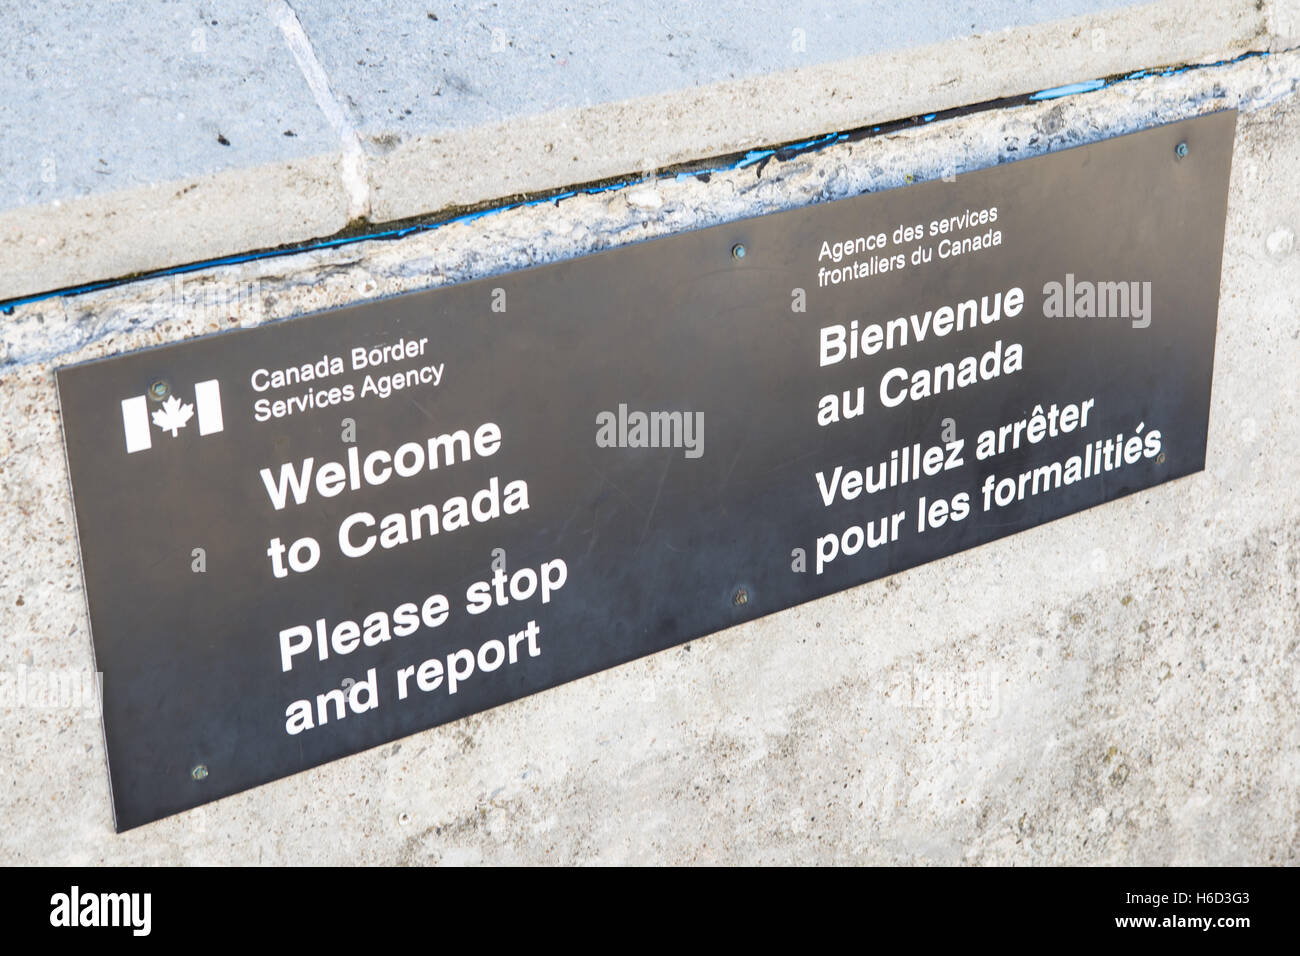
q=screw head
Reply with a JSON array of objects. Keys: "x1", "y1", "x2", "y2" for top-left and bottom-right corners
[
  {"x1": 1156, "y1": 452, "x2": 1166, "y2": 464},
  {"x1": 733, "y1": 587, "x2": 749, "y2": 606},
  {"x1": 1175, "y1": 142, "x2": 1189, "y2": 159},
  {"x1": 731, "y1": 243, "x2": 746, "y2": 260},
  {"x1": 149, "y1": 380, "x2": 170, "y2": 401},
  {"x1": 191, "y1": 764, "x2": 208, "y2": 781}
]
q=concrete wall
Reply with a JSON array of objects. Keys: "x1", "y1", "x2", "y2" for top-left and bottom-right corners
[{"x1": 2, "y1": 2, "x2": 1299, "y2": 863}]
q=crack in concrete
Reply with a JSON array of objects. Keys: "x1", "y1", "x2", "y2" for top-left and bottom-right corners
[{"x1": 267, "y1": 0, "x2": 372, "y2": 222}]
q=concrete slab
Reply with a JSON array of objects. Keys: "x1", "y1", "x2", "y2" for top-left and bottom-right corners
[
  {"x1": 288, "y1": 0, "x2": 1146, "y2": 135},
  {"x1": 0, "y1": 0, "x2": 337, "y2": 208},
  {"x1": 0, "y1": 0, "x2": 349, "y2": 300}
]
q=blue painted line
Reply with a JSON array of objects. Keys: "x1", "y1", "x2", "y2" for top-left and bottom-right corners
[
  {"x1": 735, "y1": 148, "x2": 773, "y2": 169},
  {"x1": 1030, "y1": 78, "x2": 1107, "y2": 101},
  {"x1": 1034, "y1": 48, "x2": 1274, "y2": 103}
]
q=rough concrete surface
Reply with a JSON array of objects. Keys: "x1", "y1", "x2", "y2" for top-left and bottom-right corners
[
  {"x1": 0, "y1": 43, "x2": 1297, "y2": 862},
  {"x1": 0, "y1": 0, "x2": 1289, "y2": 302}
]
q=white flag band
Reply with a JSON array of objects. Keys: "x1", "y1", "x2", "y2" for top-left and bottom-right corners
[
  {"x1": 121, "y1": 396, "x2": 151, "y2": 454},
  {"x1": 195, "y1": 379, "x2": 223, "y2": 436}
]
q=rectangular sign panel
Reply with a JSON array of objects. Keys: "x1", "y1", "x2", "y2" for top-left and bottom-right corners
[{"x1": 58, "y1": 110, "x2": 1236, "y2": 830}]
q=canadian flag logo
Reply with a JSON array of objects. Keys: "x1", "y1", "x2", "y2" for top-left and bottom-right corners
[{"x1": 121, "y1": 379, "x2": 223, "y2": 453}]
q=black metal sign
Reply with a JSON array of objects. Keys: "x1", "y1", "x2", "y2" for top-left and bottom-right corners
[{"x1": 58, "y1": 110, "x2": 1236, "y2": 830}]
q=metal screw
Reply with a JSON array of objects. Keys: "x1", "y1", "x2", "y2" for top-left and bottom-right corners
[
  {"x1": 1156, "y1": 452, "x2": 1166, "y2": 464},
  {"x1": 1175, "y1": 142, "x2": 1188, "y2": 159},
  {"x1": 733, "y1": 587, "x2": 749, "y2": 606},
  {"x1": 731, "y1": 243, "x2": 746, "y2": 260},
  {"x1": 191, "y1": 764, "x2": 208, "y2": 781},
  {"x1": 149, "y1": 380, "x2": 170, "y2": 401}
]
